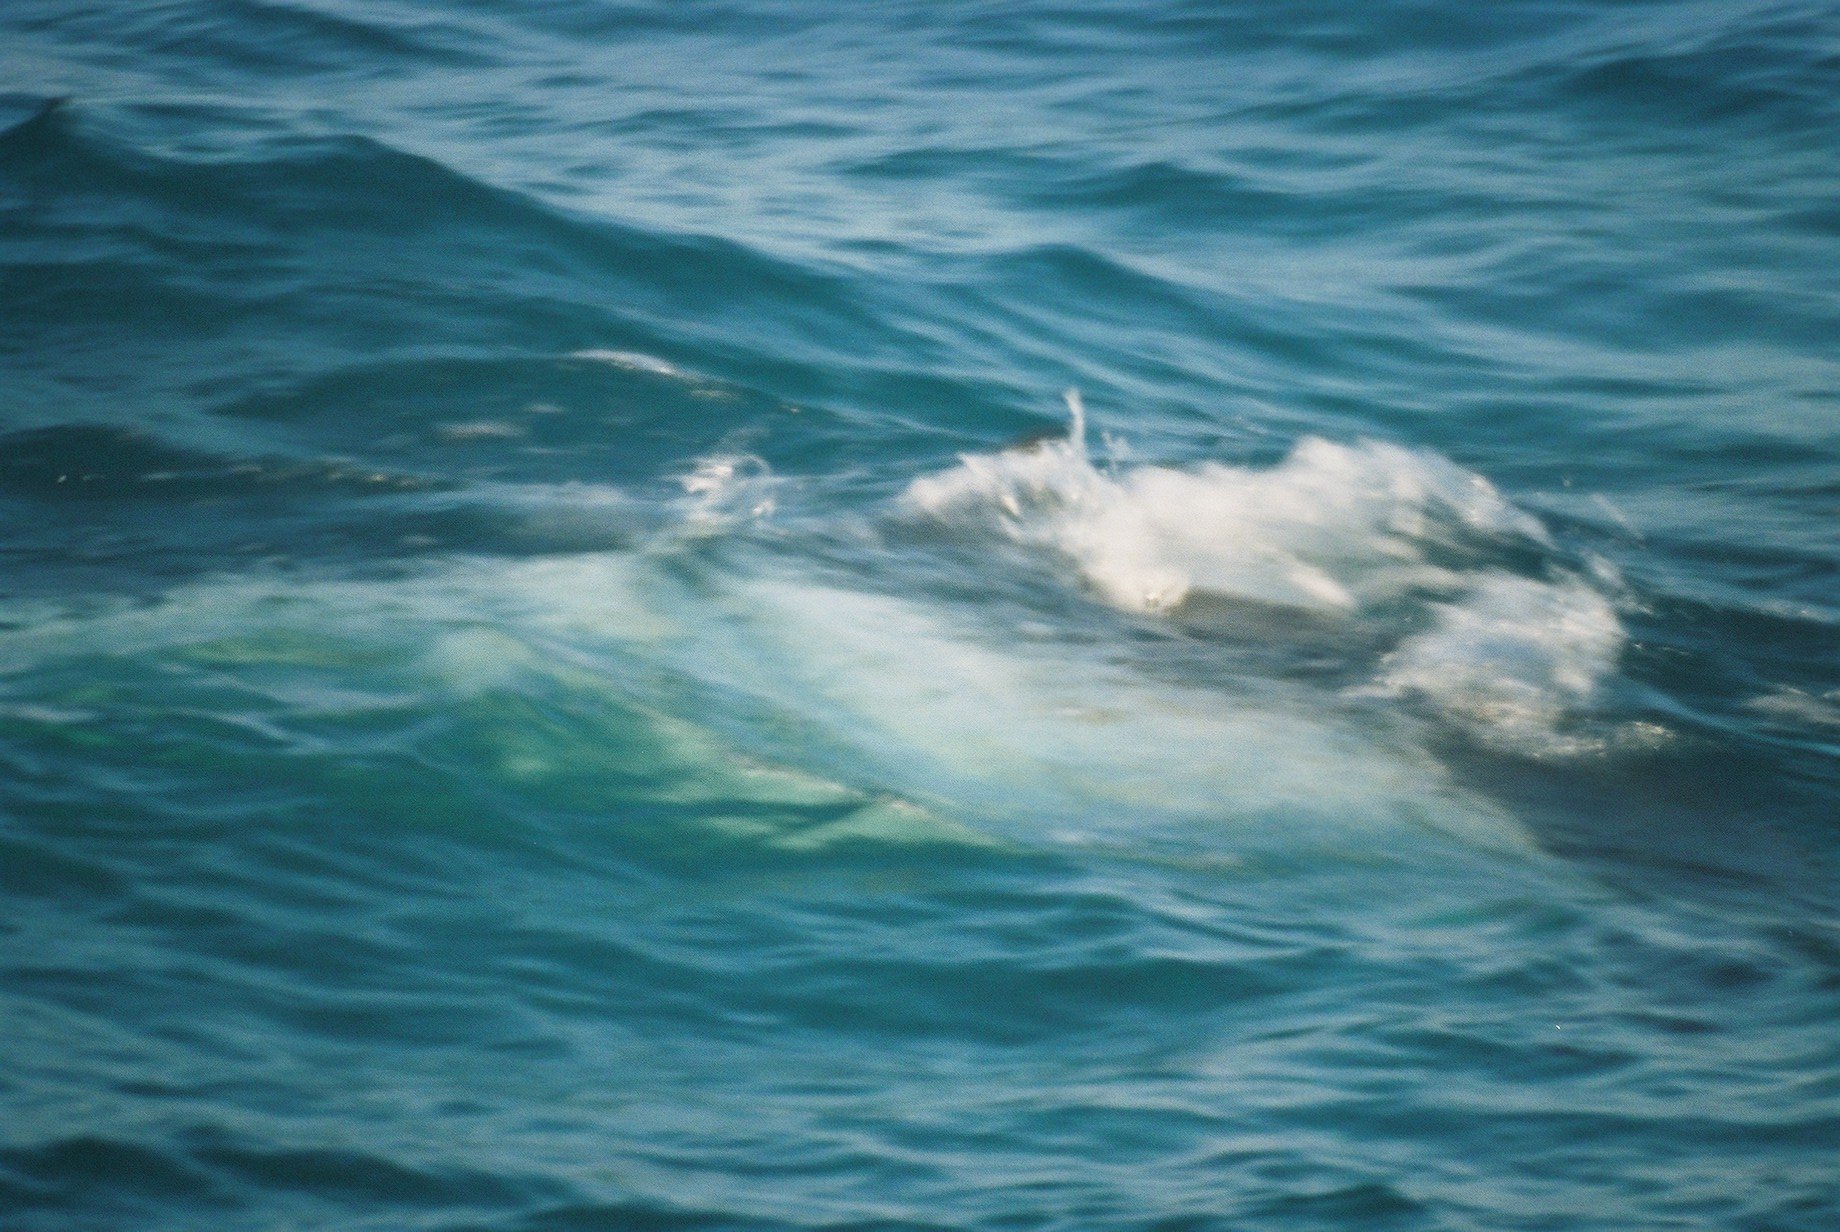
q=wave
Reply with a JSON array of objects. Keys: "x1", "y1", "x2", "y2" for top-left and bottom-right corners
[
  {"x1": 899, "y1": 393, "x2": 1628, "y2": 755},
  {"x1": 0, "y1": 407, "x2": 1644, "y2": 858},
  {"x1": 0, "y1": 535, "x2": 1526, "y2": 862},
  {"x1": 14, "y1": 1, "x2": 490, "y2": 79},
  {"x1": 1373, "y1": 573, "x2": 1631, "y2": 754},
  {"x1": 0, "y1": 361, "x2": 1668, "y2": 868},
  {"x1": 0, "y1": 107, "x2": 883, "y2": 371},
  {"x1": 905, "y1": 392, "x2": 1551, "y2": 614}
]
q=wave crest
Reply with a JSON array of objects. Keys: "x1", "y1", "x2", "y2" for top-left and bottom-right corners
[
  {"x1": 903, "y1": 392, "x2": 1624, "y2": 753},
  {"x1": 1374, "y1": 574, "x2": 1625, "y2": 754},
  {"x1": 904, "y1": 392, "x2": 1549, "y2": 615}
]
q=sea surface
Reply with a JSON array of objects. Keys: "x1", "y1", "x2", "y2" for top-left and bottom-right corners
[{"x1": 2, "y1": 3, "x2": 1837, "y2": 1229}]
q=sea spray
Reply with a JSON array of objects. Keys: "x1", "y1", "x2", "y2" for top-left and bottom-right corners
[{"x1": 901, "y1": 393, "x2": 1623, "y2": 752}]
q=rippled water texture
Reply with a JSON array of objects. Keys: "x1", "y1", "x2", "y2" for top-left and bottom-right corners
[{"x1": 2, "y1": 3, "x2": 1837, "y2": 1230}]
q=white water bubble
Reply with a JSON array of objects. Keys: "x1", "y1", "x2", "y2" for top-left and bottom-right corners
[
  {"x1": 1374, "y1": 574, "x2": 1625, "y2": 756},
  {"x1": 901, "y1": 397, "x2": 1624, "y2": 754}
]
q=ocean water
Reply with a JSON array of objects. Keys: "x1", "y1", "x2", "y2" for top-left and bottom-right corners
[{"x1": 2, "y1": 2, "x2": 1837, "y2": 1229}]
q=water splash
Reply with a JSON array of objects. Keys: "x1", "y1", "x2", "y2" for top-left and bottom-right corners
[
  {"x1": 1373, "y1": 574, "x2": 1625, "y2": 755},
  {"x1": 902, "y1": 395, "x2": 1623, "y2": 753},
  {"x1": 905, "y1": 394, "x2": 1551, "y2": 614}
]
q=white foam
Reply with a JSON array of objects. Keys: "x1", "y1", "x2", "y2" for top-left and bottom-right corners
[
  {"x1": 902, "y1": 395, "x2": 1628, "y2": 752},
  {"x1": 0, "y1": 395, "x2": 1643, "y2": 855},
  {"x1": 722, "y1": 569, "x2": 1528, "y2": 851},
  {"x1": 1375, "y1": 574, "x2": 1624, "y2": 754},
  {"x1": 903, "y1": 391, "x2": 1549, "y2": 615}
]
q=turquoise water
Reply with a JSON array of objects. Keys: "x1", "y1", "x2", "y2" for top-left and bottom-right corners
[{"x1": 2, "y1": 2, "x2": 1837, "y2": 1229}]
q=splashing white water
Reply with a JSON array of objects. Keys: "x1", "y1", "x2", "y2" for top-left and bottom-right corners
[
  {"x1": 902, "y1": 392, "x2": 1623, "y2": 753},
  {"x1": 905, "y1": 391, "x2": 1550, "y2": 615},
  {"x1": 0, "y1": 394, "x2": 1641, "y2": 858},
  {"x1": 1373, "y1": 574, "x2": 1624, "y2": 753}
]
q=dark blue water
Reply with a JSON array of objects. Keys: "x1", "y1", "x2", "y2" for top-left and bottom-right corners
[{"x1": 3, "y1": 3, "x2": 1837, "y2": 1229}]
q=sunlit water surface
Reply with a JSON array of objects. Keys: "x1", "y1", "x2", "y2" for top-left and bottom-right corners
[{"x1": 2, "y1": 3, "x2": 1837, "y2": 1230}]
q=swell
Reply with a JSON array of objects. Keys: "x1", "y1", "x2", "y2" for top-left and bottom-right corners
[
  {"x1": 6, "y1": 840, "x2": 1834, "y2": 1231},
  {"x1": 0, "y1": 107, "x2": 789, "y2": 287},
  {"x1": 2, "y1": 6, "x2": 1837, "y2": 1231},
  {"x1": 0, "y1": 108, "x2": 890, "y2": 378},
  {"x1": 6, "y1": 0, "x2": 492, "y2": 77},
  {"x1": 1146, "y1": 0, "x2": 1840, "y2": 138}
]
